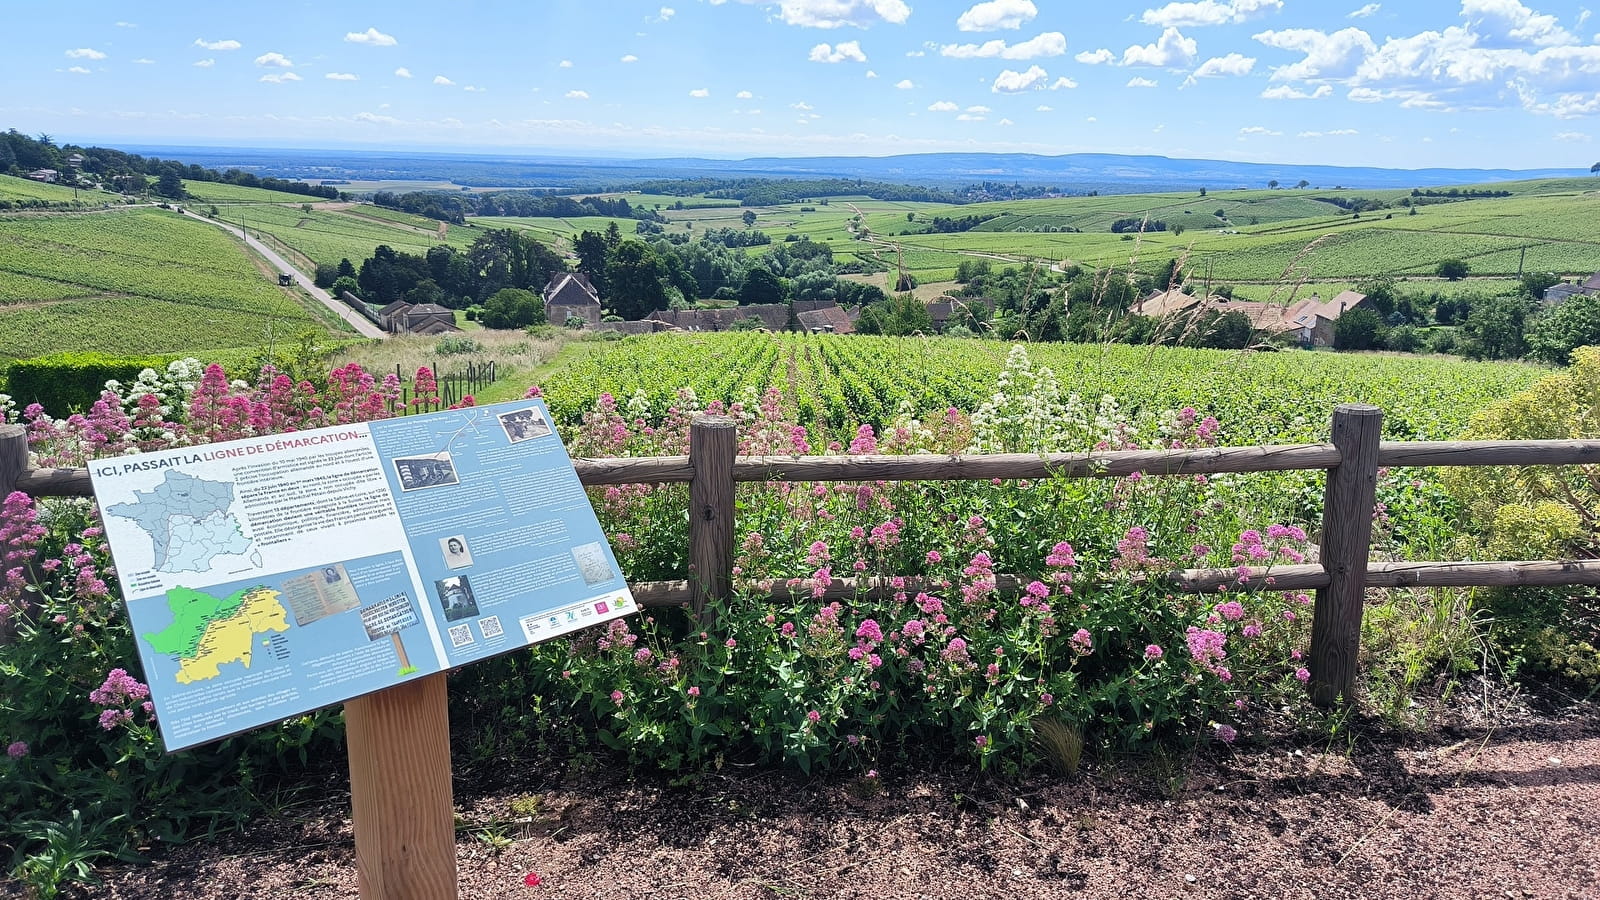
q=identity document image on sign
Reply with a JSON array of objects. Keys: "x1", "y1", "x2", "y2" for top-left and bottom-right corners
[{"x1": 90, "y1": 399, "x2": 635, "y2": 751}]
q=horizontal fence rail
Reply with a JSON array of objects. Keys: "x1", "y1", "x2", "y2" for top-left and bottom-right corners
[{"x1": 4, "y1": 407, "x2": 1600, "y2": 708}]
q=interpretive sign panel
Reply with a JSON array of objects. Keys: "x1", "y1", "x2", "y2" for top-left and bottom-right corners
[{"x1": 90, "y1": 399, "x2": 635, "y2": 751}]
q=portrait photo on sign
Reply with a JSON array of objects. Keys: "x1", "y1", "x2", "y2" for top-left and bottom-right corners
[
  {"x1": 571, "y1": 541, "x2": 616, "y2": 586},
  {"x1": 497, "y1": 406, "x2": 552, "y2": 443},
  {"x1": 434, "y1": 575, "x2": 479, "y2": 622},
  {"x1": 439, "y1": 534, "x2": 473, "y2": 570},
  {"x1": 393, "y1": 452, "x2": 460, "y2": 492}
]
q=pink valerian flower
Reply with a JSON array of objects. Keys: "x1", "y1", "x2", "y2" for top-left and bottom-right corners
[
  {"x1": 1112, "y1": 527, "x2": 1156, "y2": 572},
  {"x1": 687, "y1": 686, "x2": 701, "y2": 697},
  {"x1": 98, "y1": 708, "x2": 134, "y2": 730},
  {"x1": 925, "y1": 550, "x2": 943, "y2": 565},
  {"x1": 1185, "y1": 627, "x2": 1228, "y2": 676},
  {"x1": 1144, "y1": 644, "x2": 1164, "y2": 660},
  {"x1": 90, "y1": 668, "x2": 150, "y2": 707},
  {"x1": 6, "y1": 741, "x2": 27, "y2": 759},
  {"x1": 974, "y1": 735, "x2": 988, "y2": 748},
  {"x1": 1070, "y1": 629, "x2": 1094, "y2": 655},
  {"x1": 609, "y1": 690, "x2": 625, "y2": 706},
  {"x1": 1242, "y1": 623, "x2": 1263, "y2": 639},
  {"x1": 1216, "y1": 600, "x2": 1245, "y2": 622},
  {"x1": 940, "y1": 637, "x2": 971, "y2": 666},
  {"x1": 1039, "y1": 693, "x2": 1054, "y2": 707},
  {"x1": 854, "y1": 619, "x2": 884, "y2": 643},
  {"x1": 806, "y1": 710, "x2": 822, "y2": 723},
  {"x1": 724, "y1": 638, "x2": 738, "y2": 649},
  {"x1": 1214, "y1": 724, "x2": 1238, "y2": 744},
  {"x1": 1295, "y1": 667, "x2": 1311, "y2": 683}
]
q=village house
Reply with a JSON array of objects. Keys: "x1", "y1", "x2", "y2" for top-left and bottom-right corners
[
  {"x1": 26, "y1": 169, "x2": 59, "y2": 183},
  {"x1": 377, "y1": 301, "x2": 461, "y2": 335},
  {"x1": 1126, "y1": 287, "x2": 1370, "y2": 348},
  {"x1": 1543, "y1": 270, "x2": 1600, "y2": 305},
  {"x1": 543, "y1": 272, "x2": 602, "y2": 329},
  {"x1": 925, "y1": 296, "x2": 995, "y2": 333}
]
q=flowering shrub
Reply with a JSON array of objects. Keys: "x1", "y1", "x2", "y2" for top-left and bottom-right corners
[{"x1": 0, "y1": 344, "x2": 1486, "y2": 892}]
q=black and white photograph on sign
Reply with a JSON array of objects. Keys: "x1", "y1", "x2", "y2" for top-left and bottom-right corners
[
  {"x1": 439, "y1": 535, "x2": 474, "y2": 570},
  {"x1": 497, "y1": 406, "x2": 552, "y2": 443},
  {"x1": 434, "y1": 575, "x2": 479, "y2": 622},
  {"x1": 571, "y1": 541, "x2": 616, "y2": 586},
  {"x1": 393, "y1": 452, "x2": 460, "y2": 492}
]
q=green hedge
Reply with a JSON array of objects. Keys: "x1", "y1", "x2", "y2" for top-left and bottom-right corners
[{"x1": 4, "y1": 352, "x2": 174, "y2": 416}]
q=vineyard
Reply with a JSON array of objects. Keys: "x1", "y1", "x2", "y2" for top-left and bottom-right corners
[
  {"x1": 535, "y1": 332, "x2": 1543, "y2": 443},
  {"x1": 0, "y1": 208, "x2": 325, "y2": 360}
]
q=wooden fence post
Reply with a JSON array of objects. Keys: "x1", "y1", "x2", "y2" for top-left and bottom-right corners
[
  {"x1": 1308, "y1": 404, "x2": 1383, "y2": 707},
  {"x1": 0, "y1": 425, "x2": 26, "y2": 498},
  {"x1": 688, "y1": 415, "x2": 737, "y2": 620},
  {"x1": 344, "y1": 673, "x2": 458, "y2": 900}
]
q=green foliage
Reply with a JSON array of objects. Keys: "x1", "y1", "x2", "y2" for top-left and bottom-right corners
[
  {"x1": 1435, "y1": 258, "x2": 1470, "y2": 280},
  {"x1": 1527, "y1": 295, "x2": 1600, "y2": 365},
  {"x1": 1442, "y1": 350, "x2": 1600, "y2": 685},
  {"x1": 5, "y1": 352, "x2": 172, "y2": 414},
  {"x1": 480, "y1": 288, "x2": 544, "y2": 329},
  {"x1": 1386, "y1": 324, "x2": 1423, "y2": 353},
  {"x1": 1457, "y1": 296, "x2": 1529, "y2": 360},
  {"x1": 1334, "y1": 307, "x2": 1386, "y2": 351},
  {"x1": 739, "y1": 266, "x2": 787, "y2": 305}
]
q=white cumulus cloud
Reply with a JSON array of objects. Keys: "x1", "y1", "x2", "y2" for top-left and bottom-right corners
[
  {"x1": 774, "y1": 0, "x2": 911, "y2": 28},
  {"x1": 65, "y1": 48, "x2": 107, "y2": 59},
  {"x1": 1239, "y1": 125, "x2": 1282, "y2": 135},
  {"x1": 1183, "y1": 51, "x2": 1256, "y2": 85},
  {"x1": 67, "y1": 66, "x2": 91, "y2": 74},
  {"x1": 1298, "y1": 128, "x2": 1359, "y2": 136},
  {"x1": 895, "y1": 78, "x2": 915, "y2": 88},
  {"x1": 193, "y1": 39, "x2": 240, "y2": 51},
  {"x1": 1127, "y1": 76, "x2": 1160, "y2": 87},
  {"x1": 992, "y1": 64, "x2": 1049, "y2": 92},
  {"x1": 1141, "y1": 0, "x2": 1281, "y2": 28},
  {"x1": 1260, "y1": 83, "x2": 1333, "y2": 99},
  {"x1": 1122, "y1": 27, "x2": 1197, "y2": 66},
  {"x1": 957, "y1": 0, "x2": 1037, "y2": 31},
  {"x1": 1348, "y1": 3, "x2": 1380, "y2": 17},
  {"x1": 464, "y1": 85, "x2": 486, "y2": 92},
  {"x1": 1036, "y1": 104, "x2": 1053, "y2": 110},
  {"x1": 254, "y1": 51, "x2": 294, "y2": 67},
  {"x1": 689, "y1": 87, "x2": 710, "y2": 96},
  {"x1": 433, "y1": 75, "x2": 455, "y2": 85},
  {"x1": 565, "y1": 89, "x2": 589, "y2": 98},
  {"x1": 621, "y1": 54, "x2": 639, "y2": 62},
  {"x1": 1075, "y1": 48, "x2": 1114, "y2": 64},
  {"x1": 737, "y1": 89, "x2": 754, "y2": 98},
  {"x1": 193, "y1": 58, "x2": 215, "y2": 68},
  {"x1": 259, "y1": 72, "x2": 302, "y2": 83},
  {"x1": 345, "y1": 27, "x2": 397, "y2": 46},
  {"x1": 325, "y1": 72, "x2": 359, "y2": 81},
  {"x1": 132, "y1": 57, "x2": 155, "y2": 64},
  {"x1": 1462, "y1": 0, "x2": 1576, "y2": 46},
  {"x1": 559, "y1": 59, "x2": 573, "y2": 68},
  {"x1": 1253, "y1": 27, "x2": 1375, "y2": 81},
  {"x1": 928, "y1": 99, "x2": 960, "y2": 110},
  {"x1": 810, "y1": 40, "x2": 868, "y2": 62},
  {"x1": 1051, "y1": 76, "x2": 1077, "y2": 88},
  {"x1": 395, "y1": 67, "x2": 412, "y2": 77},
  {"x1": 940, "y1": 31, "x2": 1066, "y2": 59}
]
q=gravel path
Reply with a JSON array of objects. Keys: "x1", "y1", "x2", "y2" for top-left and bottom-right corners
[{"x1": 65, "y1": 693, "x2": 1598, "y2": 900}]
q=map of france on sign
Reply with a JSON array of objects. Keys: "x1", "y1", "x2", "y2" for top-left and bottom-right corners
[{"x1": 104, "y1": 470, "x2": 256, "y2": 573}]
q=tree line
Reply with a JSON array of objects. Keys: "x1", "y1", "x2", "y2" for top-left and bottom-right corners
[{"x1": 1, "y1": 129, "x2": 339, "y2": 200}]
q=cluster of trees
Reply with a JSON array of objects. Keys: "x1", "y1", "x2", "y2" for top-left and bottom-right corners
[
  {"x1": 1, "y1": 130, "x2": 339, "y2": 200},
  {"x1": 327, "y1": 228, "x2": 564, "y2": 316},
  {"x1": 1109, "y1": 217, "x2": 1169, "y2": 233},
  {"x1": 371, "y1": 189, "x2": 659, "y2": 224},
  {"x1": 1314, "y1": 195, "x2": 1389, "y2": 213},
  {"x1": 700, "y1": 226, "x2": 772, "y2": 248},
  {"x1": 916, "y1": 212, "x2": 1004, "y2": 234}
]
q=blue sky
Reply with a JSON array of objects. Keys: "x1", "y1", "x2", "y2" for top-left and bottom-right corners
[{"x1": 4, "y1": 0, "x2": 1599, "y2": 168}]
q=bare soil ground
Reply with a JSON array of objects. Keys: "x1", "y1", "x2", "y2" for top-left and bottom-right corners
[{"x1": 50, "y1": 684, "x2": 1598, "y2": 900}]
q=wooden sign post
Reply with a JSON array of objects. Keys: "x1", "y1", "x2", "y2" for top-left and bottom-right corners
[{"x1": 344, "y1": 675, "x2": 459, "y2": 900}]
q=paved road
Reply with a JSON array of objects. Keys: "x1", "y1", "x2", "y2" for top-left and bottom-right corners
[{"x1": 181, "y1": 209, "x2": 387, "y2": 339}]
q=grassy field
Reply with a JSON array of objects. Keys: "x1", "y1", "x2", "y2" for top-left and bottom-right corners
[
  {"x1": 222, "y1": 203, "x2": 475, "y2": 268},
  {"x1": 0, "y1": 208, "x2": 333, "y2": 361},
  {"x1": 180, "y1": 180, "x2": 325, "y2": 204},
  {"x1": 0, "y1": 174, "x2": 115, "y2": 205}
]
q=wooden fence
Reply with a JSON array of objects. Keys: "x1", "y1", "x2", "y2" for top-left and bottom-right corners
[
  {"x1": 6, "y1": 403, "x2": 1600, "y2": 708},
  {"x1": 395, "y1": 360, "x2": 498, "y2": 413}
]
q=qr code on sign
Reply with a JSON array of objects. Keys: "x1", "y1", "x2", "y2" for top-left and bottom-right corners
[
  {"x1": 448, "y1": 624, "x2": 474, "y2": 648},
  {"x1": 478, "y1": 616, "x2": 504, "y2": 639}
]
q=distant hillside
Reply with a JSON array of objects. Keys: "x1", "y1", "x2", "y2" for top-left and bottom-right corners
[{"x1": 114, "y1": 144, "x2": 1589, "y2": 194}]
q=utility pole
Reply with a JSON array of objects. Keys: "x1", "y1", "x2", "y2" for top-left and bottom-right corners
[{"x1": 1516, "y1": 245, "x2": 1526, "y2": 280}]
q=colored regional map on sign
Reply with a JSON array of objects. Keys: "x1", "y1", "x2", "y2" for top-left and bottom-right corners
[
  {"x1": 143, "y1": 584, "x2": 290, "y2": 684},
  {"x1": 105, "y1": 470, "x2": 255, "y2": 574}
]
